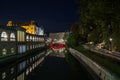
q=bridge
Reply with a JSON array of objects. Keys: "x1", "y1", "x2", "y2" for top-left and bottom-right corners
[{"x1": 49, "y1": 42, "x2": 66, "y2": 51}]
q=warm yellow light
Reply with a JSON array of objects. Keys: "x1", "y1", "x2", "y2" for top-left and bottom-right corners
[{"x1": 22, "y1": 25, "x2": 35, "y2": 34}]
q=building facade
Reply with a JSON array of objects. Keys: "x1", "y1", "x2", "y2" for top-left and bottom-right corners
[
  {"x1": 0, "y1": 27, "x2": 17, "y2": 57},
  {"x1": 0, "y1": 25, "x2": 45, "y2": 59},
  {"x1": 7, "y1": 21, "x2": 44, "y2": 35}
]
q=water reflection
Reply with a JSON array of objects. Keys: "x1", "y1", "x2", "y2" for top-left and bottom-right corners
[
  {"x1": 52, "y1": 47, "x2": 65, "y2": 53},
  {"x1": 0, "y1": 51, "x2": 46, "y2": 80}
]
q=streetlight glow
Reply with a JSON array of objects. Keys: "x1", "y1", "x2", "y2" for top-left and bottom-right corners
[{"x1": 109, "y1": 37, "x2": 113, "y2": 42}]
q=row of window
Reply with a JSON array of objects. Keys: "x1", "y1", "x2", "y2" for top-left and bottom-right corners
[
  {"x1": 1, "y1": 32, "x2": 15, "y2": 41},
  {"x1": 26, "y1": 44, "x2": 45, "y2": 51},
  {"x1": 2, "y1": 48, "x2": 15, "y2": 56},
  {"x1": 26, "y1": 35, "x2": 44, "y2": 42},
  {"x1": 1, "y1": 44, "x2": 45, "y2": 56},
  {"x1": 0, "y1": 31, "x2": 44, "y2": 42}
]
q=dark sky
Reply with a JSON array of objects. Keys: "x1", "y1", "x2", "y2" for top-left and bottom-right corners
[{"x1": 0, "y1": 0, "x2": 79, "y2": 33}]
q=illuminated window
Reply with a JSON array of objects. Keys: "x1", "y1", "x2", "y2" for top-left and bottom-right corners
[
  {"x1": 18, "y1": 45, "x2": 26, "y2": 53},
  {"x1": 33, "y1": 36, "x2": 35, "y2": 41},
  {"x1": 2, "y1": 72, "x2": 6, "y2": 79},
  {"x1": 10, "y1": 33, "x2": 15, "y2": 41},
  {"x1": 30, "y1": 36, "x2": 32, "y2": 41},
  {"x1": 26, "y1": 68, "x2": 29, "y2": 75},
  {"x1": 11, "y1": 68, "x2": 14, "y2": 74},
  {"x1": 26, "y1": 35, "x2": 29, "y2": 41},
  {"x1": 11, "y1": 48, "x2": 15, "y2": 54},
  {"x1": 1, "y1": 32, "x2": 8, "y2": 41},
  {"x1": 30, "y1": 66, "x2": 32, "y2": 72},
  {"x1": 2, "y1": 48, "x2": 7, "y2": 56},
  {"x1": 22, "y1": 45, "x2": 26, "y2": 53}
]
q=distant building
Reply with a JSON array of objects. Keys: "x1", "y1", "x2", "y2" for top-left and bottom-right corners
[
  {"x1": 49, "y1": 32, "x2": 65, "y2": 43},
  {"x1": 7, "y1": 20, "x2": 44, "y2": 35}
]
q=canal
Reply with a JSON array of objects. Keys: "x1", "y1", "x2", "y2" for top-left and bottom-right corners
[{"x1": 0, "y1": 49, "x2": 94, "y2": 80}]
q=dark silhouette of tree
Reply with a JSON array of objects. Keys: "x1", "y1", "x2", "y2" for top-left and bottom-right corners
[{"x1": 68, "y1": 0, "x2": 120, "y2": 50}]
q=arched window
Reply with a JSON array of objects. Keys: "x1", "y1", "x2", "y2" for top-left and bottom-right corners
[
  {"x1": 2, "y1": 48, "x2": 7, "y2": 56},
  {"x1": 1, "y1": 32, "x2": 8, "y2": 41},
  {"x1": 26, "y1": 35, "x2": 29, "y2": 41},
  {"x1": 30, "y1": 36, "x2": 32, "y2": 41},
  {"x1": 10, "y1": 33, "x2": 15, "y2": 41}
]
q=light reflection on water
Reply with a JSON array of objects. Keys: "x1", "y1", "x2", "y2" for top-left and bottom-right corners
[
  {"x1": 52, "y1": 48, "x2": 65, "y2": 53},
  {"x1": 0, "y1": 51, "x2": 46, "y2": 80}
]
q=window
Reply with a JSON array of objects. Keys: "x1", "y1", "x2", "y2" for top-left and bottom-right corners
[
  {"x1": 26, "y1": 35, "x2": 29, "y2": 41},
  {"x1": 18, "y1": 45, "x2": 26, "y2": 53},
  {"x1": 32, "y1": 36, "x2": 34, "y2": 41},
  {"x1": 11, "y1": 68, "x2": 14, "y2": 74},
  {"x1": 30, "y1": 36, "x2": 32, "y2": 41},
  {"x1": 1, "y1": 32, "x2": 8, "y2": 41},
  {"x1": 2, "y1": 72, "x2": 6, "y2": 79},
  {"x1": 18, "y1": 61, "x2": 26, "y2": 72},
  {"x1": 10, "y1": 33, "x2": 15, "y2": 41},
  {"x1": 11, "y1": 48, "x2": 15, "y2": 54},
  {"x1": 26, "y1": 68, "x2": 29, "y2": 75},
  {"x1": 22, "y1": 45, "x2": 26, "y2": 53},
  {"x1": 27, "y1": 45, "x2": 29, "y2": 50},
  {"x1": 2, "y1": 48, "x2": 7, "y2": 56}
]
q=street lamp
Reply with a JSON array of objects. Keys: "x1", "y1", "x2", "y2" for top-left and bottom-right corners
[{"x1": 109, "y1": 37, "x2": 113, "y2": 51}]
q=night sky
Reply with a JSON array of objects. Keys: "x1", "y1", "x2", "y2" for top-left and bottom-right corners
[{"x1": 0, "y1": 0, "x2": 79, "y2": 33}]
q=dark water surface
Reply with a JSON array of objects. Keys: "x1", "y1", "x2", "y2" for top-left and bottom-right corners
[
  {"x1": 0, "y1": 51, "x2": 93, "y2": 80},
  {"x1": 27, "y1": 51, "x2": 93, "y2": 80}
]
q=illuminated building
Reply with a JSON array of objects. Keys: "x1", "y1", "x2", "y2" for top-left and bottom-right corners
[
  {"x1": 7, "y1": 20, "x2": 44, "y2": 35},
  {"x1": 0, "y1": 25, "x2": 45, "y2": 64}
]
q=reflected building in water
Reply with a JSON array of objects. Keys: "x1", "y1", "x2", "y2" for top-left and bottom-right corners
[{"x1": 0, "y1": 51, "x2": 46, "y2": 80}]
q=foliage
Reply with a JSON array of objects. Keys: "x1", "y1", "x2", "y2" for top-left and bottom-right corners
[{"x1": 68, "y1": 0, "x2": 120, "y2": 50}]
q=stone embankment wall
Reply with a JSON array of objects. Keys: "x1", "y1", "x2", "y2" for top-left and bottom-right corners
[{"x1": 69, "y1": 48, "x2": 118, "y2": 80}]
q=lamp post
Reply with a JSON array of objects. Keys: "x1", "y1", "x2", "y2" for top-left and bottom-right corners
[{"x1": 109, "y1": 37, "x2": 113, "y2": 51}]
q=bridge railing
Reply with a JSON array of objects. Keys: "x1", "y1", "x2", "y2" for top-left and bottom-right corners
[{"x1": 69, "y1": 48, "x2": 119, "y2": 80}]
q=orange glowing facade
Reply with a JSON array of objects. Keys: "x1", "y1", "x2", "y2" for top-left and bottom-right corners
[
  {"x1": 7, "y1": 21, "x2": 44, "y2": 35},
  {"x1": 22, "y1": 24, "x2": 36, "y2": 35}
]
